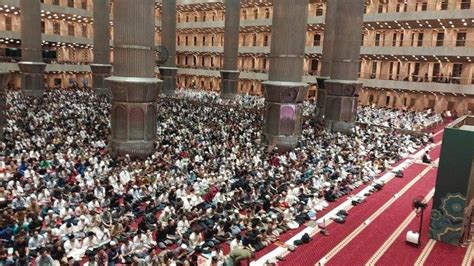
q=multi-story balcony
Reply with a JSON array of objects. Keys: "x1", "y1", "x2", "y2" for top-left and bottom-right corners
[
  {"x1": 360, "y1": 77, "x2": 474, "y2": 95},
  {"x1": 0, "y1": 0, "x2": 92, "y2": 16},
  {"x1": 0, "y1": 0, "x2": 471, "y2": 99},
  {"x1": 175, "y1": 62, "x2": 474, "y2": 95}
]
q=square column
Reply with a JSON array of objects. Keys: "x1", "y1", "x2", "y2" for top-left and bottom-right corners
[
  {"x1": 159, "y1": 67, "x2": 178, "y2": 97},
  {"x1": 316, "y1": 0, "x2": 338, "y2": 118},
  {"x1": 90, "y1": 64, "x2": 112, "y2": 97},
  {"x1": 105, "y1": 0, "x2": 162, "y2": 159},
  {"x1": 220, "y1": 0, "x2": 241, "y2": 99},
  {"x1": 19, "y1": 0, "x2": 44, "y2": 97},
  {"x1": 220, "y1": 70, "x2": 240, "y2": 99},
  {"x1": 0, "y1": 71, "x2": 9, "y2": 140},
  {"x1": 18, "y1": 62, "x2": 46, "y2": 98},
  {"x1": 263, "y1": 0, "x2": 309, "y2": 152},
  {"x1": 322, "y1": 0, "x2": 365, "y2": 132},
  {"x1": 160, "y1": 0, "x2": 177, "y2": 96},
  {"x1": 92, "y1": 0, "x2": 112, "y2": 96},
  {"x1": 315, "y1": 76, "x2": 329, "y2": 118}
]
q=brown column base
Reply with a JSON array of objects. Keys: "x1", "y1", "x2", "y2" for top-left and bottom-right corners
[
  {"x1": 324, "y1": 79, "x2": 361, "y2": 133},
  {"x1": 220, "y1": 70, "x2": 240, "y2": 100},
  {"x1": 262, "y1": 81, "x2": 308, "y2": 153},
  {"x1": 159, "y1": 67, "x2": 178, "y2": 97},
  {"x1": 0, "y1": 71, "x2": 9, "y2": 140},
  {"x1": 18, "y1": 62, "x2": 46, "y2": 98},
  {"x1": 106, "y1": 76, "x2": 161, "y2": 159},
  {"x1": 90, "y1": 64, "x2": 112, "y2": 97},
  {"x1": 315, "y1": 76, "x2": 330, "y2": 118}
]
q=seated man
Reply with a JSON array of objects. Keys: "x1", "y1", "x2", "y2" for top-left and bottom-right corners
[
  {"x1": 422, "y1": 151, "x2": 432, "y2": 164},
  {"x1": 226, "y1": 243, "x2": 254, "y2": 266},
  {"x1": 245, "y1": 225, "x2": 265, "y2": 251}
]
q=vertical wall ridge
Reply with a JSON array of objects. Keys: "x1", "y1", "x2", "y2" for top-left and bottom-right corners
[
  {"x1": 162, "y1": 0, "x2": 177, "y2": 68},
  {"x1": 223, "y1": 0, "x2": 240, "y2": 71},
  {"x1": 20, "y1": 0, "x2": 42, "y2": 62},
  {"x1": 93, "y1": 0, "x2": 111, "y2": 65}
]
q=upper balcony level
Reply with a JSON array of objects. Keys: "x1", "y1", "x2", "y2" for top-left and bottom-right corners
[
  {"x1": 175, "y1": 42, "x2": 473, "y2": 59},
  {"x1": 0, "y1": 0, "x2": 92, "y2": 17},
  {"x1": 176, "y1": 45, "x2": 322, "y2": 55},
  {"x1": 175, "y1": 66, "x2": 474, "y2": 95},
  {"x1": 0, "y1": 0, "x2": 471, "y2": 32}
]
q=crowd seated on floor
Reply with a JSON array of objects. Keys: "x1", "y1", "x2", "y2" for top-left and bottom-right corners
[
  {"x1": 356, "y1": 105, "x2": 443, "y2": 131},
  {"x1": 174, "y1": 88, "x2": 265, "y2": 108},
  {"x1": 0, "y1": 88, "x2": 430, "y2": 265},
  {"x1": 172, "y1": 88, "x2": 446, "y2": 130}
]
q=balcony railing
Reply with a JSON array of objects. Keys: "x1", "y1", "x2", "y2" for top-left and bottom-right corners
[
  {"x1": 363, "y1": 39, "x2": 474, "y2": 48},
  {"x1": 359, "y1": 72, "x2": 473, "y2": 85},
  {"x1": 365, "y1": 0, "x2": 472, "y2": 14}
]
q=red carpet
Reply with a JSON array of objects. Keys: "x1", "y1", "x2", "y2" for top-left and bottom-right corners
[
  {"x1": 279, "y1": 163, "x2": 427, "y2": 265},
  {"x1": 254, "y1": 223, "x2": 307, "y2": 259},
  {"x1": 254, "y1": 178, "x2": 370, "y2": 259},
  {"x1": 433, "y1": 130, "x2": 444, "y2": 143},
  {"x1": 253, "y1": 165, "x2": 385, "y2": 260},
  {"x1": 424, "y1": 241, "x2": 468, "y2": 266},
  {"x1": 428, "y1": 145, "x2": 442, "y2": 160},
  {"x1": 376, "y1": 201, "x2": 434, "y2": 265},
  {"x1": 326, "y1": 168, "x2": 437, "y2": 265}
]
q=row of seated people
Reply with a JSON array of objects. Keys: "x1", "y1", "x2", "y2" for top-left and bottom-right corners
[
  {"x1": 357, "y1": 105, "x2": 443, "y2": 132},
  {"x1": 172, "y1": 88, "x2": 445, "y2": 131}
]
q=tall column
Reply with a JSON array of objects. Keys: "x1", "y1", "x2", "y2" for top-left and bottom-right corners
[
  {"x1": 91, "y1": 0, "x2": 112, "y2": 97},
  {"x1": 220, "y1": 0, "x2": 240, "y2": 99},
  {"x1": 262, "y1": 0, "x2": 309, "y2": 152},
  {"x1": 323, "y1": 0, "x2": 365, "y2": 133},
  {"x1": 159, "y1": 0, "x2": 178, "y2": 96},
  {"x1": 105, "y1": 0, "x2": 162, "y2": 159},
  {"x1": 18, "y1": 0, "x2": 46, "y2": 98},
  {"x1": 0, "y1": 71, "x2": 9, "y2": 140},
  {"x1": 315, "y1": 0, "x2": 338, "y2": 118}
]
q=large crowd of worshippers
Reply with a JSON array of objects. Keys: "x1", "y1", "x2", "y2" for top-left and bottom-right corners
[
  {"x1": 0, "y1": 88, "x2": 432, "y2": 266},
  {"x1": 172, "y1": 89, "x2": 442, "y2": 131},
  {"x1": 174, "y1": 89, "x2": 318, "y2": 118},
  {"x1": 356, "y1": 105, "x2": 443, "y2": 131}
]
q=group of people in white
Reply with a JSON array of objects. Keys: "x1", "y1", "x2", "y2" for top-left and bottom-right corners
[
  {"x1": 357, "y1": 104, "x2": 443, "y2": 131},
  {"x1": 0, "y1": 88, "x2": 433, "y2": 265},
  {"x1": 173, "y1": 89, "x2": 443, "y2": 131}
]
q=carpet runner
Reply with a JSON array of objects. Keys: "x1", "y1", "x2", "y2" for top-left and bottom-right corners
[
  {"x1": 278, "y1": 163, "x2": 427, "y2": 265},
  {"x1": 326, "y1": 168, "x2": 437, "y2": 265}
]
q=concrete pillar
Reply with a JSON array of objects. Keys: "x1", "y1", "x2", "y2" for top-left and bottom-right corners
[
  {"x1": 105, "y1": 0, "x2": 162, "y2": 159},
  {"x1": 0, "y1": 71, "x2": 9, "y2": 140},
  {"x1": 323, "y1": 0, "x2": 365, "y2": 133},
  {"x1": 316, "y1": 0, "x2": 338, "y2": 118},
  {"x1": 262, "y1": 0, "x2": 309, "y2": 152},
  {"x1": 91, "y1": 0, "x2": 112, "y2": 97},
  {"x1": 159, "y1": 0, "x2": 178, "y2": 96},
  {"x1": 220, "y1": 0, "x2": 240, "y2": 99},
  {"x1": 18, "y1": 0, "x2": 46, "y2": 98}
]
